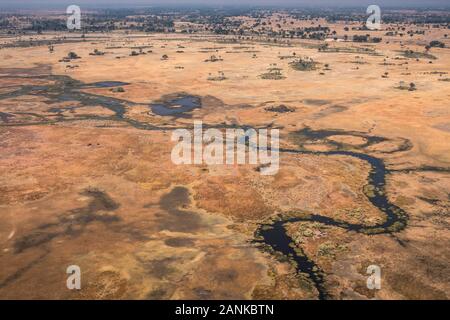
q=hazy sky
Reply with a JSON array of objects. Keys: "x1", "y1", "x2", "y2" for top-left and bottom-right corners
[{"x1": 1, "y1": 0, "x2": 449, "y2": 9}]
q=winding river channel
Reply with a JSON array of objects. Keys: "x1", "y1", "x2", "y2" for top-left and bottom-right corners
[
  {"x1": 0, "y1": 71, "x2": 445, "y2": 299},
  {"x1": 255, "y1": 148, "x2": 408, "y2": 299}
]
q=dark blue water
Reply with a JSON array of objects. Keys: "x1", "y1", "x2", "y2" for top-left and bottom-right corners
[
  {"x1": 0, "y1": 112, "x2": 13, "y2": 123},
  {"x1": 89, "y1": 81, "x2": 130, "y2": 88},
  {"x1": 258, "y1": 220, "x2": 329, "y2": 300},
  {"x1": 150, "y1": 95, "x2": 201, "y2": 116}
]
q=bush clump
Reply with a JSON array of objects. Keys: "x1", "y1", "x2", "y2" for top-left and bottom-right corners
[
  {"x1": 400, "y1": 50, "x2": 437, "y2": 60},
  {"x1": 111, "y1": 87, "x2": 125, "y2": 93},
  {"x1": 396, "y1": 81, "x2": 416, "y2": 91},
  {"x1": 289, "y1": 57, "x2": 319, "y2": 71},
  {"x1": 260, "y1": 68, "x2": 286, "y2": 80},
  {"x1": 265, "y1": 105, "x2": 295, "y2": 113}
]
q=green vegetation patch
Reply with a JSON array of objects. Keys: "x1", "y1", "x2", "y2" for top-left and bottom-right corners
[
  {"x1": 399, "y1": 50, "x2": 437, "y2": 60},
  {"x1": 319, "y1": 46, "x2": 382, "y2": 56},
  {"x1": 317, "y1": 241, "x2": 348, "y2": 258},
  {"x1": 260, "y1": 68, "x2": 286, "y2": 80},
  {"x1": 289, "y1": 57, "x2": 319, "y2": 71}
]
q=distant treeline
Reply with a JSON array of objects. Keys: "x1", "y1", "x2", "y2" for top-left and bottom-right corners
[{"x1": 0, "y1": 7, "x2": 449, "y2": 35}]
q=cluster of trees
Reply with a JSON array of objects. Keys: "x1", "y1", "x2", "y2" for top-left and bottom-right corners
[
  {"x1": 7, "y1": 12, "x2": 177, "y2": 34},
  {"x1": 27, "y1": 20, "x2": 67, "y2": 32},
  {"x1": 353, "y1": 35, "x2": 382, "y2": 43},
  {"x1": 141, "y1": 16, "x2": 175, "y2": 33},
  {"x1": 289, "y1": 57, "x2": 318, "y2": 71},
  {"x1": 2, "y1": 8, "x2": 448, "y2": 42},
  {"x1": 212, "y1": 23, "x2": 330, "y2": 40},
  {"x1": 425, "y1": 40, "x2": 445, "y2": 51}
]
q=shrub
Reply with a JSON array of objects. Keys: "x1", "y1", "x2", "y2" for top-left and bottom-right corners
[
  {"x1": 395, "y1": 81, "x2": 416, "y2": 91},
  {"x1": 90, "y1": 49, "x2": 105, "y2": 56},
  {"x1": 264, "y1": 105, "x2": 294, "y2": 113},
  {"x1": 353, "y1": 35, "x2": 369, "y2": 42},
  {"x1": 429, "y1": 40, "x2": 445, "y2": 48},
  {"x1": 67, "y1": 52, "x2": 80, "y2": 59},
  {"x1": 260, "y1": 69, "x2": 286, "y2": 80},
  {"x1": 111, "y1": 87, "x2": 125, "y2": 93}
]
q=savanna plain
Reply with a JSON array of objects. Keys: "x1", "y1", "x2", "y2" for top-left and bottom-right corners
[{"x1": 0, "y1": 7, "x2": 449, "y2": 300}]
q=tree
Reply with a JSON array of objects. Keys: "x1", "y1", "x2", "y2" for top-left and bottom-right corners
[
  {"x1": 429, "y1": 40, "x2": 445, "y2": 48},
  {"x1": 67, "y1": 52, "x2": 80, "y2": 59},
  {"x1": 372, "y1": 37, "x2": 382, "y2": 43},
  {"x1": 353, "y1": 35, "x2": 368, "y2": 42}
]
